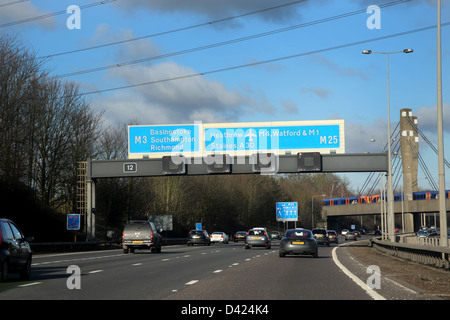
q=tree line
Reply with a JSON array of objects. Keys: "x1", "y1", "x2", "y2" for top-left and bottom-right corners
[{"x1": 0, "y1": 34, "x2": 355, "y2": 240}]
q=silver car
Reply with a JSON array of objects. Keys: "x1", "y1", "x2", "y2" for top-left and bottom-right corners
[
  {"x1": 245, "y1": 228, "x2": 271, "y2": 249},
  {"x1": 279, "y1": 229, "x2": 318, "y2": 258},
  {"x1": 122, "y1": 220, "x2": 162, "y2": 253}
]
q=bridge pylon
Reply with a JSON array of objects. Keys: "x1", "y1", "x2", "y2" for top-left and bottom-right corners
[{"x1": 400, "y1": 108, "x2": 419, "y2": 233}]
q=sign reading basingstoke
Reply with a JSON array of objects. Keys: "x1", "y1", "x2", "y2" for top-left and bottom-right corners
[
  {"x1": 128, "y1": 124, "x2": 200, "y2": 158},
  {"x1": 276, "y1": 202, "x2": 298, "y2": 222},
  {"x1": 128, "y1": 120, "x2": 344, "y2": 158}
]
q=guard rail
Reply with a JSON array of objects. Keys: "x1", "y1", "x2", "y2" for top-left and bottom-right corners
[{"x1": 370, "y1": 237, "x2": 450, "y2": 269}]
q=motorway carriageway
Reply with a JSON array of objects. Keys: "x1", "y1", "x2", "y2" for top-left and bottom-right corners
[{"x1": 0, "y1": 236, "x2": 429, "y2": 301}]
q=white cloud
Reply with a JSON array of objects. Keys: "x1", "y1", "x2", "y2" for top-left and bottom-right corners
[
  {"x1": 93, "y1": 60, "x2": 277, "y2": 126},
  {"x1": 0, "y1": 1, "x2": 56, "y2": 29},
  {"x1": 114, "y1": 0, "x2": 318, "y2": 26}
]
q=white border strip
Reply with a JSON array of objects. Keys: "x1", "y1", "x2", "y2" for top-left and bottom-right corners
[{"x1": 332, "y1": 244, "x2": 386, "y2": 300}]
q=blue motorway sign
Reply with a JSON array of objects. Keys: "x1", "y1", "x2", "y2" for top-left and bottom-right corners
[
  {"x1": 128, "y1": 120, "x2": 344, "y2": 158},
  {"x1": 128, "y1": 125, "x2": 200, "y2": 156},
  {"x1": 67, "y1": 214, "x2": 81, "y2": 231},
  {"x1": 204, "y1": 124, "x2": 341, "y2": 153},
  {"x1": 276, "y1": 202, "x2": 298, "y2": 222}
]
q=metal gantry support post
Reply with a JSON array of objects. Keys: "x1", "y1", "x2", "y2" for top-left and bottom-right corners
[{"x1": 86, "y1": 158, "x2": 97, "y2": 241}]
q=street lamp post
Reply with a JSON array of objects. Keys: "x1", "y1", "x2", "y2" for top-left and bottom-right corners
[
  {"x1": 312, "y1": 194, "x2": 326, "y2": 229},
  {"x1": 437, "y1": 0, "x2": 448, "y2": 247},
  {"x1": 363, "y1": 48, "x2": 413, "y2": 242}
]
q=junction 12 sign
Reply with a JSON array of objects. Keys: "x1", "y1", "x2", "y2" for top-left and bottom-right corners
[{"x1": 128, "y1": 120, "x2": 344, "y2": 158}]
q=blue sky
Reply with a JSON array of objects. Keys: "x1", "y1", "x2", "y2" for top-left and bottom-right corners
[{"x1": 1, "y1": 0, "x2": 449, "y2": 192}]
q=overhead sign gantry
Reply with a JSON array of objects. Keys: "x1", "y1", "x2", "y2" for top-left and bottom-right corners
[{"x1": 84, "y1": 120, "x2": 388, "y2": 240}]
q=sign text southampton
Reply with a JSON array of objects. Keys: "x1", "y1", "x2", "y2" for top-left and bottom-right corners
[{"x1": 128, "y1": 120, "x2": 344, "y2": 159}]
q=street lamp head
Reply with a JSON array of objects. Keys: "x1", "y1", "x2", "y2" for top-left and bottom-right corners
[
  {"x1": 362, "y1": 50, "x2": 372, "y2": 54},
  {"x1": 403, "y1": 48, "x2": 413, "y2": 54}
]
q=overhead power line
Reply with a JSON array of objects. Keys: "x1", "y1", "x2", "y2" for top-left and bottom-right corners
[
  {"x1": 0, "y1": 0, "x2": 117, "y2": 29},
  {"x1": 37, "y1": 0, "x2": 309, "y2": 60},
  {"x1": 0, "y1": 0, "x2": 28, "y2": 8},
  {"x1": 56, "y1": 0, "x2": 410, "y2": 78},
  {"x1": 72, "y1": 21, "x2": 449, "y2": 98}
]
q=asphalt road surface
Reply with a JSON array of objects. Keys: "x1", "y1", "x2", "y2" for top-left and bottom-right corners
[{"x1": 0, "y1": 236, "x2": 443, "y2": 303}]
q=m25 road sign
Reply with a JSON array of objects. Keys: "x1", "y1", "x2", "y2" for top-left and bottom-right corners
[{"x1": 128, "y1": 120, "x2": 344, "y2": 158}]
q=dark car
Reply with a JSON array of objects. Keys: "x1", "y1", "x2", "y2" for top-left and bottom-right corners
[
  {"x1": 233, "y1": 231, "x2": 247, "y2": 242},
  {"x1": 327, "y1": 230, "x2": 338, "y2": 244},
  {"x1": 0, "y1": 218, "x2": 33, "y2": 281},
  {"x1": 279, "y1": 229, "x2": 318, "y2": 258},
  {"x1": 187, "y1": 230, "x2": 211, "y2": 246},
  {"x1": 312, "y1": 228, "x2": 330, "y2": 246},
  {"x1": 122, "y1": 220, "x2": 162, "y2": 253},
  {"x1": 269, "y1": 231, "x2": 281, "y2": 240},
  {"x1": 245, "y1": 228, "x2": 271, "y2": 249},
  {"x1": 345, "y1": 231, "x2": 358, "y2": 241}
]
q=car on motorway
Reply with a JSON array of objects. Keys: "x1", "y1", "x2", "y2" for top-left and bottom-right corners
[
  {"x1": 233, "y1": 231, "x2": 247, "y2": 242},
  {"x1": 345, "y1": 231, "x2": 358, "y2": 241},
  {"x1": 211, "y1": 232, "x2": 229, "y2": 244},
  {"x1": 187, "y1": 229, "x2": 211, "y2": 246},
  {"x1": 353, "y1": 229, "x2": 361, "y2": 237},
  {"x1": 327, "y1": 230, "x2": 338, "y2": 244},
  {"x1": 312, "y1": 228, "x2": 330, "y2": 246},
  {"x1": 122, "y1": 220, "x2": 162, "y2": 253},
  {"x1": 279, "y1": 229, "x2": 318, "y2": 258},
  {"x1": 341, "y1": 229, "x2": 349, "y2": 236},
  {"x1": 416, "y1": 230, "x2": 430, "y2": 238},
  {"x1": 374, "y1": 229, "x2": 382, "y2": 236},
  {"x1": 0, "y1": 218, "x2": 33, "y2": 281},
  {"x1": 269, "y1": 231, "x2": 281, "y2": 240},
  {"x1": 245, "y1": 228, "x2": 271, "y2": 249}
]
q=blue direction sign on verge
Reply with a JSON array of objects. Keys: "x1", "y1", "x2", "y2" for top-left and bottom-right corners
[
  {"x1": 67, "y1": 214, "x2": 81, "y2": 230},
  {"x1": 276, "y1": 202, "x2": 298, "y2": 222}
]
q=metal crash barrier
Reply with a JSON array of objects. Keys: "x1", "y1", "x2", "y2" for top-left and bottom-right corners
[{"x1": 370, "y1": 238, "x2": 450, "y2": 269}]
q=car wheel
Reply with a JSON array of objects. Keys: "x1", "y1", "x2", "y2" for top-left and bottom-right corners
[
  {"x1": 123, "y1": 248, "x2": 129, "y2": 254},
  {"x1": 20, "y1": 258, "x2": 32, "y2": 280},
  {"x1": 279, "y1": 252, "x2": 285, "y2": 257},
  {"x1": 313, "y1": 252, "x2": 318, "y2": 258}
]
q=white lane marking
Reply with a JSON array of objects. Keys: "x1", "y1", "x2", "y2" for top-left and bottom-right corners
[
  {"x1": 213, "y1": 270, "x2": 223, "y2": 273},
  {"x1": 89, "y1": 270, "x2": 103, "y2": 274},
  {"x1": 132, "y1": 263, "x2": 143, "y2": 266},
  {"x1": 32, "y1": 253, "x2": 124, "y2": 266},
  {"x1": 332, "y1": 244, "x2": 386, "y2": 300},
  {"x1": 18, "y1": 282, "x2": 41, "y2": 287},
  {"x1": 185, "y1": 280, "x2": 199, "y2": 285}
]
